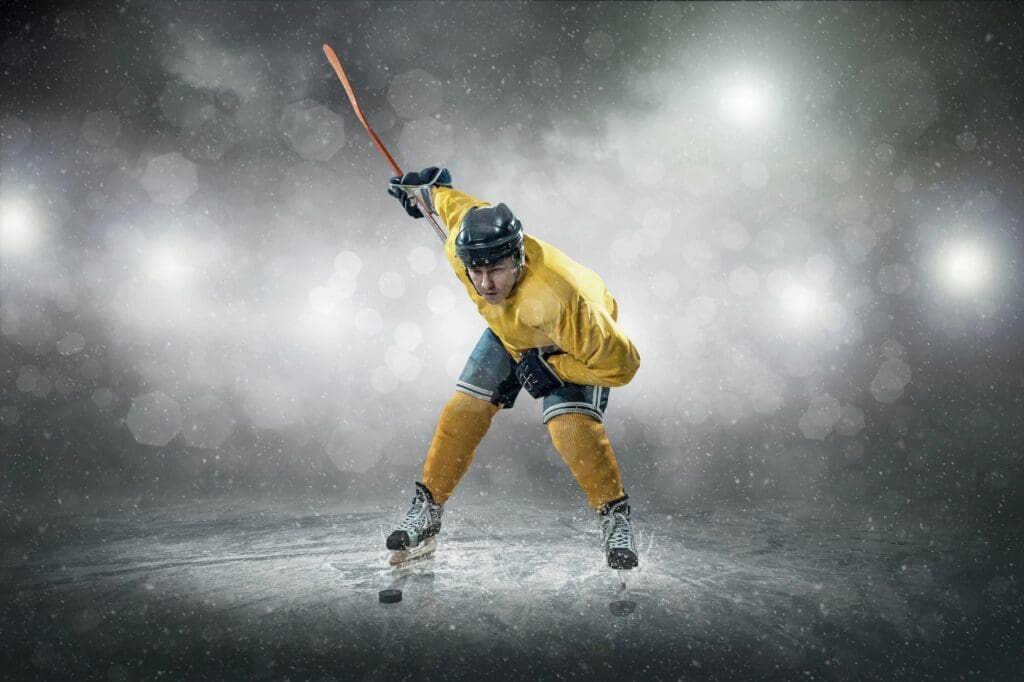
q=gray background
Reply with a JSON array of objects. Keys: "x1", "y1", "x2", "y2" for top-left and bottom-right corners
[{"x1": 2, "y1": 1, "x2": 1022, "y2": 523}]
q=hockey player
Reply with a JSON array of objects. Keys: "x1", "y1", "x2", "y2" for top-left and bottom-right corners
[{"x1": 384, "y1": 167, "x2": 642, "y2": 570}]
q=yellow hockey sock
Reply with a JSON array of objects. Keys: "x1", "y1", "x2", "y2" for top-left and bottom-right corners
[
  {"x1": 421, "y1": 391, "x2": 501, "y2": 504},
  {"x1": 547, "y1": 412, "x2": 625, "y2": 510}
]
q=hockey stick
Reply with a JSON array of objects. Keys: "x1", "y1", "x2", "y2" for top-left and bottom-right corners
[{"x1": 322, "y1": 43, "x2": 446, "y2": 243}]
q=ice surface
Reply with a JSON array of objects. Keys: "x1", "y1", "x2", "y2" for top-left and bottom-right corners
[{"x1": 3, "y1": 497, "x2": 1016, "y2": 679}]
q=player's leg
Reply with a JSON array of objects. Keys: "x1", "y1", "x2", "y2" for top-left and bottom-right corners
[
  {"x1": 420, "y1": 391, "x2": 500, "y2": 504},
  {"x1": 544, "y1": 386, "x2": 638, "y2": 569},
  {"x1": 422, "y1": 328, "x2": 520, "y2": 502},
  {"x1": 387, "y1": 329, "x2": 518, "y2": 551}
]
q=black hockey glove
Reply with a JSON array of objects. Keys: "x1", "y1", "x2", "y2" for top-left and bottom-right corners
[
  {"x1": 387, "y1": 166, "x2": 452, "y2": 219},
  {"x1": 515, "y1": 349, "x2": 565, "y2": 399}
]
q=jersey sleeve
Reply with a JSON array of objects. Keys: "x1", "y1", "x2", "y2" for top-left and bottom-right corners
[
  {"x1": 544, "y1": 297, "x2": 641, "y2": 388},
  {"x1": 432, "y1": 187, "x2": 489, "y2": 235}
]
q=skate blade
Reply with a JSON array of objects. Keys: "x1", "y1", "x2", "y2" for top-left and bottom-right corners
[
  {"x1": 617, "y1": 570, "x2": 628, "y2": 590},
  {"x1": 389, "y1": 536, "x2": 437, "y2": 566}
]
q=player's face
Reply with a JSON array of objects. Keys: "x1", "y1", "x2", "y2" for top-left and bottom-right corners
[{"x1": 467, "y1": 256, "x2": 518, "y2": 304}]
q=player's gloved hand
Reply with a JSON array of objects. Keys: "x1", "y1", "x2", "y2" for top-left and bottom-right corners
[
  {"x1": 515, "y1": 349, "x2": 565, "y2": 399},
  {"x1": 387, "y1": 166, "x2": 452, "y2": 219}
]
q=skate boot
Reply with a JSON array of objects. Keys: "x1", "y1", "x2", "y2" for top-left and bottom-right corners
[
  {"x1": 600, "y1": 496, "x2": 638, "y2": 570},
  {"x1": 386, "y1": 482, "x2": 444, "y2": 551}
]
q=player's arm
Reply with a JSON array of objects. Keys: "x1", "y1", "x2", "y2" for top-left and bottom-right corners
[
  {"x1": 544, "y1": 298, "x2": 641, "y2": 388},
  {"x1": 386, "y1": 167, "x2": 487, "y2": 235},
  {"x1": 432, "y1": 186, "x2": 489, "y2": 235}
]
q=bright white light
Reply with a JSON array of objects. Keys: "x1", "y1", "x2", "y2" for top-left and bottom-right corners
[
  {"x1": 308, "y1": 286, "x2": 338, "y2": 315},
  {"x1": 719, "y1": 75, "x2": 776, "y2": 127},
  {"x1": 939, "y1": 240, "x2": 991, "y2": 294},
  {"x1": 0, "y1": 198, "x2": 37, "y2": 254},
  {"x1": 145, "y1": 244, "x2": 187, "y2": 287},
  {"x1": 778, "y1": 282, "x2": 819, "y2": 328}
]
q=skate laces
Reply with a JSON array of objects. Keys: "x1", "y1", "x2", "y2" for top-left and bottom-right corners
[
  {"x1": 397, "y1": 490, "x2": 429, "y2": 532},
  {"x1": 602, "y1": 505, "x2": 635, "y2": 551},
  {"x1": 397, "y1": 486, "x2": 441, "y2": 533}
]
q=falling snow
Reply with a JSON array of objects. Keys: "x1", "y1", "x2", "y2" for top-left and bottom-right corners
[{"x1": 1, "y1": 1, "x2": 1022, "y2": 678}]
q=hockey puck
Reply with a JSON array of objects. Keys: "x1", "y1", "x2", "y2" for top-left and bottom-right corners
[
  {"x1": 609, "y1": 600, "x2": 637, "y2": 616},
  {"x1": 379, "y1": 589, "x2": 402, "y2": 604}
]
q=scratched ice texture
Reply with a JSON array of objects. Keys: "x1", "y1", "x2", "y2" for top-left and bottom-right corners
[{"x1": 3, "y1": 497, "x2": 1019, "y2": 680}]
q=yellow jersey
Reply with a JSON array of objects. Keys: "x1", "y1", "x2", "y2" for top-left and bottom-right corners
[{"x1": 432, "y1": 187, "x2": 640, "y2": 388}]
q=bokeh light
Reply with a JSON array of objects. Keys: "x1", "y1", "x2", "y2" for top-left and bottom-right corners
[
  {"x1": 718, "y1": 73, "x2": 779, "y2": 128},
  {"x1": 937, "y1": 239, "x2": 992, "y2": 295},
  {"x1": 0, "y1": 197, "x2": 38, "y2": 255}
]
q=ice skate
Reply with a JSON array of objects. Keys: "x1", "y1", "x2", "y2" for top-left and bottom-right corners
[
  {"x1": 600, "y1": 496, "x2": 638, "y2": 571},
  {"x1": 387, "y1": 482, "x2": 443, "y2": 565}
]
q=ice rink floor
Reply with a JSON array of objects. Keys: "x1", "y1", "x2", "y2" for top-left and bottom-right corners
[{"x1": 2, "y1": 495, "x2": 1020, "y2": 680}]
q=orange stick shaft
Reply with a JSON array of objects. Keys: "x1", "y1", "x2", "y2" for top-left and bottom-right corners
[
  {"x1": 322, "y1": 43, "x2": 446, "y2": 242},
  {"x1": 322, "y1": 43, "x2": 403, "y2": 177}
]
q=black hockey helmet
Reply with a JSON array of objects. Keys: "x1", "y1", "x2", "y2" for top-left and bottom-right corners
[{"x1": 454, "y1": 204, "x2": 524, "y2": 268}]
